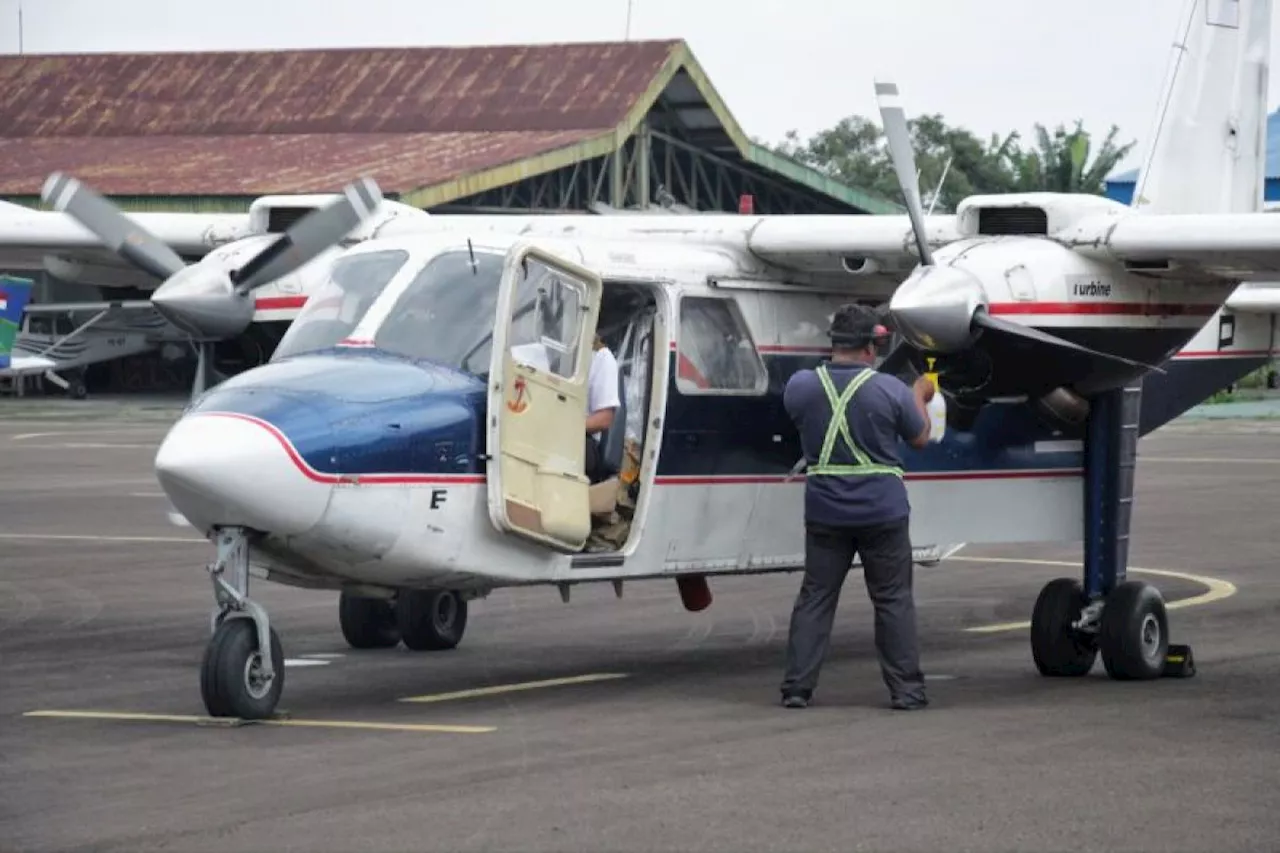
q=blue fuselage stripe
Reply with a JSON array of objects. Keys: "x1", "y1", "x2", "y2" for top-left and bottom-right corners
[{"x1": 189, "y1": 348, "x2": 1264, "y2": 481}]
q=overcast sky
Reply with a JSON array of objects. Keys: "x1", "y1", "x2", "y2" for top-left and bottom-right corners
[{"x1": 3, "y1": 0, "x2": 1278, "y2": 176}]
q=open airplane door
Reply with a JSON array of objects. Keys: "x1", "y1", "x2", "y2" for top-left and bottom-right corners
[{"x1": 486, "y1": 243, "x2": 603, "y2": 552}]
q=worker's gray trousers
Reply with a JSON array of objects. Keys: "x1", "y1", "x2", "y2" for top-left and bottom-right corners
[{"x1": 780, "y1": 517, "x2": 926, "y2": 704}]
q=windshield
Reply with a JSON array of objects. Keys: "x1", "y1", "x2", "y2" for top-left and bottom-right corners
[
  {"x1": 374, "y1": 249, "x2": 506, "y2": 376},
  {"x1": 271, "y1": 249, "x2": 408, "y2": 361}
]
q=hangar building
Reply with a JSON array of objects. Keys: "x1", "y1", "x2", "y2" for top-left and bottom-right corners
[{"x1": 0, "y1": 39, "x2": 895, "y2": 394}]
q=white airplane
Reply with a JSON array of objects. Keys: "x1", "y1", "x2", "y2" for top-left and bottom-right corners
[
  {"x1": 0, "y1": 177, "x2": 434, "y2": 394},
  {"x1": 23, "y1": 0, "x2": 1280, "y2": 720}
]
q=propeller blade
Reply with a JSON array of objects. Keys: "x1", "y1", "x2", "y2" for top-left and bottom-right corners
[
  {"x1": 231, "y1": 177, "x2": 382, "y2": 295},
  {"x1": 971, "y1": 311, "x2": 1164, "y2": 374},
  {"x1": 873, "y1": 81, "x2": 933, "y2": 266},
  {"x1": 41, "y1": 173, "x2": 187, "y2": 281}
]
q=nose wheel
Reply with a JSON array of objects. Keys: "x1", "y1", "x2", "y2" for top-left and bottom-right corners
[{"x1": 199, "y1": 528, "x2": 285, "y2": 720}]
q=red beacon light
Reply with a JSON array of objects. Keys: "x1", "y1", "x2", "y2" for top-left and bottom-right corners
[{"x1": 738, "y1": 193, "x2": 755, "y2": 215}]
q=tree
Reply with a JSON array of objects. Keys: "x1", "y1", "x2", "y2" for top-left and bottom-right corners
[
  {"x1": 763, "y1": 115, "x2": 1135, "y2": 210},
  {"x1": 1007, "y1": 121, "x2": 1135, "y2": 195}
]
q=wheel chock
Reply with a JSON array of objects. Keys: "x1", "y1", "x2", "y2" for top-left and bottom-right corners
[{"x1": 1162, "y1": 644, "x2": 1196, "y2": 678}]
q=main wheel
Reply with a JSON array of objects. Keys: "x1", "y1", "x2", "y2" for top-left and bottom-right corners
[
  {"x1": 338, "y1": 592, "x2": 401, "y2": 649},
  {"x1": 200, "y1": 617, "x2": 284, "y2": 720},
  {"x1": 1030, "y1": 577, "x2": 1098, "y2": 677},
  {"x1": 1098, "y1": 580, "x2": 1168, "y2": 680},
  {"x1": 396, "y1": 589, "x2": 468, "y2": 651}
]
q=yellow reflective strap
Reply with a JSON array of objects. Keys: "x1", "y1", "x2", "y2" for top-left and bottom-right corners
[
  {"x1": 810, "y1": 365, "x2": 903, "y2": 479},
  {"x1": 815, "y1": 365, "x2": 876, "y2": 468},
  {"x1": 808, "y1": 463, "x2": 904, "y2": 479}
]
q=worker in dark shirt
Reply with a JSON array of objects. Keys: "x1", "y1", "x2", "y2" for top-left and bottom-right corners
[{"x1": 778, "y1": 303, "x2": 935, "y2": 711}]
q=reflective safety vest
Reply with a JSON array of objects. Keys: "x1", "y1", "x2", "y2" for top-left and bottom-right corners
[{"x1": 809, "y1": 365, "x2": 904, "y2": 479}]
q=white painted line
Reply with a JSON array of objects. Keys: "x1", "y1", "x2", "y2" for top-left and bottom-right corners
[
  {"x1": 11, "y1": 428, "x2": 161, "y2": 441},
  {"x1": 1140, "y1": 456, "x2": 1280, "y2": 465},
  {"x1": 17, "y1": 443, "x2": 156, "y2": 449},
  {"x1": 948, "y1": 556, "x2": 1237, "y2": 633},
  {"x1": 284, "y1": 659, "x2": 331, "y2": 668},
  {"x1": 300, "y1": 653, "x2": 346, "y2": 660},
  {"x1": 0, "y1": 533, "x2": 203, "y2": 544}
]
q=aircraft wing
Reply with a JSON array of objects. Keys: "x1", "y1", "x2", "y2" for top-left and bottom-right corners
[
  {"x1": 746, "y1": 214, "x2": 961, "y2": 277},
  {"x1": 1069, "y1": 213, "x2": 1280, "y2": 282},
  {"x1": 0, "y1": 205, "x2": 253, "y2": 287},
  {"x1": 0, "y1": 352, "x2": 57, "y2": 376}
]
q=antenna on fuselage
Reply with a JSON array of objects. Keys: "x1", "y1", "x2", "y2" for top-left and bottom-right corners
[{"x1": 466, "y1": 238, "x2": 477, "y2": 274}]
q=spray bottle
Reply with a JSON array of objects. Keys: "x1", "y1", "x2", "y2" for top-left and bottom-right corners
[{"x1": 924, "y1": 357, "x2": 946, "y2": 442}]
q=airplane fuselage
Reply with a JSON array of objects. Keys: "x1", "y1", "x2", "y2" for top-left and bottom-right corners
[{"x1": 152, "y1": 230, "x2": 1268, "y2": 597}]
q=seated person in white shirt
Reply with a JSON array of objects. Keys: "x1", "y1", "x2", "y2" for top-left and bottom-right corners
[
  {"x1": 584, "y1": 336, "x2": 621, "y2": 483},
  {"x1": 509, "y1": 337, "x2": 620, "y2": 483}
]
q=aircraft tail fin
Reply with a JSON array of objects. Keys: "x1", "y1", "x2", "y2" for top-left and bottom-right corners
[
  {"x1": 1132, "y1": 0, "x2": 1272, "y2": 214},
  {"x1": 0, "y1": 275, "x2": 35, "y2": 371}
]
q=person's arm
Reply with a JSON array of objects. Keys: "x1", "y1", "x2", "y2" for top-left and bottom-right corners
[
  {"x1": 899, "y1": 376, "x2": 933, "y2": 449},
  {"x1": 586, "y1": 349, "x2": 621, "y2": 434}
]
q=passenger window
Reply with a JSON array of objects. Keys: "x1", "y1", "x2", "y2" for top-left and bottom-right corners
[
  {"x1": 508, "y1": 257, "x2": 585, "y2": 380},
  {"x1": 676, "y1": 296, "x2": 767, "y2": 395}
]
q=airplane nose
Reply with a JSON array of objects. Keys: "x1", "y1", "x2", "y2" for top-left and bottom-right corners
[{"x1": 155, "y1": 412, "x2": 331, "y2": 535}]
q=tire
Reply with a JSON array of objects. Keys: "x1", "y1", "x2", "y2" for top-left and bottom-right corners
[
  {"x1": 396, "y1": 590, "x2": 468, "y2": 651},
  {"x1": 1098, "y1": 580, "x2": 1169, "y2": 681},
  {"x1": 200, "y1": 617, "x2": 284, "y2": 720},
  {"x1": 338, "y1": 592, "x2": 401, "y2": 649},
  {"x1": 1030, "y1": 577, "x2": 1098, "y2": 677}
]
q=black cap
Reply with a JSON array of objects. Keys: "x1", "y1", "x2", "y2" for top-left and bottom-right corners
[{"x1": 829, "y1": 303, "x2": 890, "y2": 348}]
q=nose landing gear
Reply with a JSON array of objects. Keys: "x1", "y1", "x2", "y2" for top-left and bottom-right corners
[{"x1": 200, "y1": 528, "x2": 285, "y2": 720}]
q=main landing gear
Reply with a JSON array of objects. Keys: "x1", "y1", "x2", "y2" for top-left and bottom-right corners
[
  {"x1": 339, "y1": 588, "x2": 469, "y2": 652},
  {"x1": 1029, "y1": 383, "x2": 1195, "y2": 681}
]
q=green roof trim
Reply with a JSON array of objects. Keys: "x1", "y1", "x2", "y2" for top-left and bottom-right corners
[{"x1": 746, "y1": 143, "x2": 903, "y2": 214}]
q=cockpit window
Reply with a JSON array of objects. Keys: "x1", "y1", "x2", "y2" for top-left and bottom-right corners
[
  {"x1": 272, "y1": 249, "x2": 408, "y2": 361},
  {"x1": 374, "y1": 249, "x2": 507, "y2": 375}
]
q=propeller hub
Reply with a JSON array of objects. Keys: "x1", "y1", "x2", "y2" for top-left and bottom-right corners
[
  {"x1": 888, "y1": 265, "x2": 987, "y2": 353},
  {"x1": 151, "y1": 263, "x2": 255, "y2": 340}
]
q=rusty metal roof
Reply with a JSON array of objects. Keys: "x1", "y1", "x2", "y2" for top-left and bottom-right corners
[
  {"x1": 0, "y1": 131, "x2": 598, "y2": 195},
  {"x1": 0, "y1": 41, "x2": 678, "y2": 196}
]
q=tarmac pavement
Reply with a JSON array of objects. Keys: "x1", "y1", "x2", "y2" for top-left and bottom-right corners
[{"x1": 2, "y1": 405, "x2": 1279, "y2": 852}]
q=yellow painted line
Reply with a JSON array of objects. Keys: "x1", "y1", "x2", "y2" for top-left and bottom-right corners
[
  {"x1": 400, "y1": 672, "x2": 629, "y2": 704},
  {"x1": 23, "y1": 710, "x2": 494, "y2": 734},
  {"x1": 947, "y1": 556, "x2": 1237, "y2": 634}
]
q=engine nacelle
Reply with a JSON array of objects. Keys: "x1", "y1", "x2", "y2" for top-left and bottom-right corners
[
  {"x1": 247, "y1": 195, "x2": 429, "y2": 240},
  {"x1": 954, "y1": 192, "x2": 1129, "y2": 238}
]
